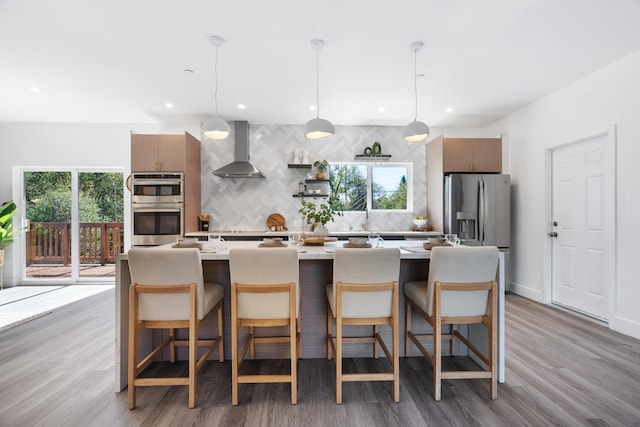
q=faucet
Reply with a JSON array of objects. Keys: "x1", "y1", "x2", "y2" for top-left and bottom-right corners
[{"x1": 361, "y1": 209, "x2": 369, "y2": 231}]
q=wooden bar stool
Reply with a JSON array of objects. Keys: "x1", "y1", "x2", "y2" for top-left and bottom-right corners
[
  {"x1": 404, "y1": 246, "x2": 499, "y2": 401},
  {"x1": 127, "y1": 247, "x2": 224, "y2": 409},
  {"x1": 229, "y1": 248, "x2": 300, "y2": 405},
  {"x1": 326, "y1": 248, "x2": 401, "y2": 404}
]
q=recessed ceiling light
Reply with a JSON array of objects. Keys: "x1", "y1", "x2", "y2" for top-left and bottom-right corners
[
  {"x1": 237, "y1": 104, "x2": 246, "y2": 110},
  {"x1": 29, "y1": 87, "x2": 40, "y2": 93},
  {"x1": 445, "y1": 107, "x2": 454, "y2": 113},
  {"x1": 378, "y1": 107, "x2": 385, "y2": 112},
  {"x1": 308, "y1": 105, "x2": 317, "y2": 111},
  {"x1": 165, "y1": 103, "x2": 174, "y2": 109}
]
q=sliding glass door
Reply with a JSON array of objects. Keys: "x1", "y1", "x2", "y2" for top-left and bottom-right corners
[{"x1": 21, "y1": 168, "x2": 124, "y2": 283}]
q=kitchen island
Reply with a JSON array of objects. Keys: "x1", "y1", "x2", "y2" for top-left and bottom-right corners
[{"x1": 115, "y1": 240, "x2": 505, "y2": 391}]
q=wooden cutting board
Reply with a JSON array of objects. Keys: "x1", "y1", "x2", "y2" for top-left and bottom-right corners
[
  {"x1": 302, "y1": 236, "x2": 338, "y2": 246},
  {"x1": 423, "y1": 242, "x2": 453, "y2": 250},
  {"x1": 266, "y1": 213, "x2": 287, "y2": 230}
]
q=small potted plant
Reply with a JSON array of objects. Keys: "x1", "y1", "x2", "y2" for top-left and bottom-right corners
[
  {"x1": 298, "y1": 199, "x2": 342, "y2": 235},
  {"x1": 313, "y1": 160, "x2": 329, "y2": 180}
]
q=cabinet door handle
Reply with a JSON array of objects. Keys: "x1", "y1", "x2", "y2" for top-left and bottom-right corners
[{"x1": 548, "y1": 232, "x2": 558, "y2": 237}]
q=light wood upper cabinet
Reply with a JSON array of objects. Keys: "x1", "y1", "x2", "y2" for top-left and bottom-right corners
[
  {"x1": 441, "y1": 137, "x2": 502, "y2": 173},
  {"x1": 131, "y1": 134, "x2": 189, "y2": 172},
  {"x1": 130, "y1": 134, "x2": 158, "y2": 172},
  {"x1": 157, "y1": 135, "x2": 188, "y2": 171},
  {"x1": 426, "y1": 135, "x2": 502, "y2": 232}
]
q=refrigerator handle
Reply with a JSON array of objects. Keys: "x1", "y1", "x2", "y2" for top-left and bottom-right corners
[{"x1": 479, "y1": 180, "x2": 486, "y2": 242}]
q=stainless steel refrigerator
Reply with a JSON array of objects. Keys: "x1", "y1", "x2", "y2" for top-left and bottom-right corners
[{"x1": 444, "y1": 173, "x2": 510, "y2": 248}]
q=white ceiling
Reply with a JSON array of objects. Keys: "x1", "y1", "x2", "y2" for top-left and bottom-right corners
[{"x1": 2, "y1": 0, "x2": 640, "y2": 128}]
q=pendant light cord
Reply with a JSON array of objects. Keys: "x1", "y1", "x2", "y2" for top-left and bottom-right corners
[
  {"x1": 413, "y1": 48, "x2": 418, "y2": 122},
  {"x1": 214, "y1": 44, "x2": 220, "y2": 116},
  {"x1": 315, "y1": 44, "x2": 320, "y2": 119}
]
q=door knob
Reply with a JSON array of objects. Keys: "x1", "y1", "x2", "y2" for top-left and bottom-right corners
[{"x1": 548, "y1": 232, "x2": 558, "y2": 237}]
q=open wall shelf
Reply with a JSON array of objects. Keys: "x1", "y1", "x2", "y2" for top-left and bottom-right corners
[{"x1": 354, "y1": 154, "x2": 392, "y2": 161}]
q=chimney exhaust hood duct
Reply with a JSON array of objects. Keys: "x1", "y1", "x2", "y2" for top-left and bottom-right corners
[{"x1": 212, "y1": 121, "x2": 265, "y2": 178}]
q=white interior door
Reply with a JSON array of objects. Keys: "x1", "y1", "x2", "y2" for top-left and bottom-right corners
[{"x1": 551, "y1": 133, "x2": 614, "y2": 321}]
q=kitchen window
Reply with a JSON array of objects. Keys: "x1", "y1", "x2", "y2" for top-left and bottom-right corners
[{"x1": 329, "y1": 162, "x2": 413, "y2": 212}]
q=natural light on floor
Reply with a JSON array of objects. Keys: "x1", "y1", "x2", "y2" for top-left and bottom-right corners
[{"x1": 0, "y1": 285, "x2": 114, "y2": 331}]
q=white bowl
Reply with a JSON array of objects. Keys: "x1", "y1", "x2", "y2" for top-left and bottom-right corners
[
  {"x1": 412, "y1": 218, "x2": 427, "y2": 227},
  {"x1": 263, "y1": 237, "x2": 283, "y2": 246},
  {"x1": 178, "y1": 238, "x2": 198, "y2": 245},
  {"x1": 348, "y1": 237, "x2": 368, "y2": 246}
]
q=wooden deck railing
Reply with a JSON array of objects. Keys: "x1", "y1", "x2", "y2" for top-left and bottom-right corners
[{"x1": 27, "y1": 222, "x2": 124, "y2": 266}]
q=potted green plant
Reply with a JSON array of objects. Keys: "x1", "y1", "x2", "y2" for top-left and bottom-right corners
[
  {"x1": 0, "y1": 201, "x2": 21, "y2": 288},
  {"x1": 0, "y1": 200, "x2": 20, "y2": 252},
  {"x1": 298, "y1": 198, "x2": 342, "y2": 235},
  {"x1": 313, "y1": 160, "x2": 329, "y2": 180}
]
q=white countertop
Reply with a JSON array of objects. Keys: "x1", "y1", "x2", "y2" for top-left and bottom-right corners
[
  {"x1": 186, "y1": 230, "x2": 441, "y2": 238},
  {"x1": 124, "y1": 239, "x2": 434, "y2": 260}
]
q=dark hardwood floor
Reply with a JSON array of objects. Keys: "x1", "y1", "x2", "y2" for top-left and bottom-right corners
[{"x1": 1, "y1": 289, "x2": 639, "y2": 427}]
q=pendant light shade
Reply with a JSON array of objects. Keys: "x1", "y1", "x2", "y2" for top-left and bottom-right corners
[
  {"x1": 305, "y1": 39, "x2": 334, "y2": 140},
  {"x1": 203, "y1": 116, "x2": 230, "y2": 140},
  {"x1": 403, "y1": 120, "x2": 430, "y2": 142},
  {"x1": 304, "y1": 117, "x2": 335, "y2": 140},
  {"x1": 403, "y1": 41, "x2": 429, "y2": 143},
  {"x1": 202, "y1": 36, "x2": 230, "y2": 141}
]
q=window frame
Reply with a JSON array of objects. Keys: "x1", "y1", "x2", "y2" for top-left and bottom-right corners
[
  {"x1": 14, "y1": 166, "x2": 124, "y2": 284},
  {"x1": 329, "y1": 161, "x2": 413, "y2": 213}
]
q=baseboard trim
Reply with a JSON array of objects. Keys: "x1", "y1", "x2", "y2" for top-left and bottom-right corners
[
  {"x1": 609, "y1": 316, "x2": 640, "y2": 341},
  {"x1": 508, "y1": 283, "x2": 544, "y2": 302}
]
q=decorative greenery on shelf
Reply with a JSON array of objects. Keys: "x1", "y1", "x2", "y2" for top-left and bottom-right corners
[
  {"x1": 0, "y1": 200, "x2": 21, "y2": 250},
  {"x1": 313, "y1": 159, "x2": 329, "y2": 172},
  {"x1": 313, "y1": 160, "x2": 329, "y2": 179},
  {"x1": 298, "y1": 198, "x2": 342, "y2": 225}
]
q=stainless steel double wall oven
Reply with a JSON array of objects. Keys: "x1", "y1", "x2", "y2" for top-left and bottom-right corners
[{"x1": 131, "y1": 173, "x2": 184, "y2": 246}]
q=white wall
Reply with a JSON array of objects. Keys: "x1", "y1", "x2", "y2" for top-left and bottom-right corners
[{"x1": 488, "y1": 49, "x2": 640, "y2": 339}]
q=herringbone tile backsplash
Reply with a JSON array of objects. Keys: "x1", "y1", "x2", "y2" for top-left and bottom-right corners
[{"x1": 201, "y1": 124, "x2": 426, "y2": 233}]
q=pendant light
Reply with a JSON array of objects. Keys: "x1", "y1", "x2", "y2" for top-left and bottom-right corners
[
  {"x1": 403, "y1": 41, "x2": 429, "y2": 142},
  {"x1": 304, "y1": 39, "x2": 335, "y2": 140},
  {"x1": 202, "y1": 36, "x2": 231, "y2": 141}
]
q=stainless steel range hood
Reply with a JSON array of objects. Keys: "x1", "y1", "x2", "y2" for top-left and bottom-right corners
[{"x1": 212, "y1": 121, "x2": 265, "y2": 178}]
